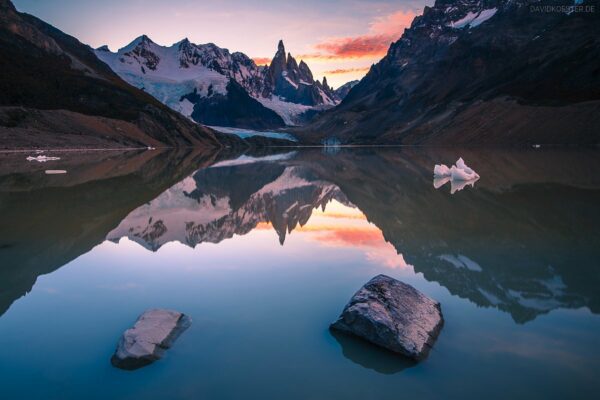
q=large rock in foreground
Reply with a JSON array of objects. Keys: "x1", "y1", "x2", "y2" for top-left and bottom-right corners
[
  {"x1": 111, "y1": 309, "x2": 192, "y2": 370},
  {"x1": 330, "y1": 275, "x2": 443, "y2": 360}
]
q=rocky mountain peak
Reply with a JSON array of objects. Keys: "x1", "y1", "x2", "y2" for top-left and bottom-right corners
[
  {"x1": 286, "y1": 53, "x2": 299, "y2": 75},
  {"x1": 298, "y1": 60, "x2": 314, "y2": 83},
  {"x1": 122, "y1": 35, "x2": 160, "y2": 71},
  {"x1": 138, "y1": 34, "x2": 154, "y2": 45},
  {"x1": 322, "y1": 76, "x2": 330, "y2": 91},
  {"x1": 96, "y1": 45, "x2": 110, "y2": 52}
]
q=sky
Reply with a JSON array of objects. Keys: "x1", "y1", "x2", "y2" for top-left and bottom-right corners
[{"x1": 12, "y1": 0, "x2": 431, "y2": 88}]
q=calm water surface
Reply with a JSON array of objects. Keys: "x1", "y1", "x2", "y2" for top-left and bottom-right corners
[{"x1": 0, "y1": 147, "x2": 599, "y2": 399}]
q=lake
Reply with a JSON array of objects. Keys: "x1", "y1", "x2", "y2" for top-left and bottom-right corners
[{"x1": 0, "y1": 147, "x2": 599, "y2": 399}]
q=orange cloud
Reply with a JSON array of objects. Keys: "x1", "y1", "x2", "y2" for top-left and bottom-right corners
[
  {"x1": 296, "y1": 225, "x2": 384, "y2": 247},
  {"x1": 300, "y1": 10, "x2": 415, "y2": 61},
  {"x1": 317, "y1": 228, "x2": 384, "y2": 247},
  {"x1": 299, "y1": 225, "x2": 411, "y2": 269},
  {"x1": 252, "y1": 57, "x2": 271, "y2": 66},
  {"x1": 324, "y1": 67, "x2": 371, "y2": 75},
  {"x1": 316, "y1": 211, "x2": 366, "y2": 220},
  {"x1": 312, "y1": 34, "x2": 393, "y2": 59}
]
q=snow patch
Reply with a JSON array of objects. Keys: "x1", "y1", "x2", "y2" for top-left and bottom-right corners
[
  {"x1": 448, "y1": 8, "x2": 497, "y2": 29},
  {"x1": 257, "y1": 96, "x2": 313, "y2": 126}
]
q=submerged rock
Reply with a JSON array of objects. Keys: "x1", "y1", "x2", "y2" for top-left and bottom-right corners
[
  {"x1": 330, "y1": 275, "x2": 443, "y2": 360},
  {"x1": 111, "y1": 309, "x2": 191, "y2": 370}
]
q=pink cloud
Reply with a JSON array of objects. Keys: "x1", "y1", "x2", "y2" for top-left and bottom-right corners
[
  {"x1": 324, "y1": 67, "x2": 371, "y2": 75},
  {"x1": 300, "y1": 10, "x2": 415, "y2": 61}
]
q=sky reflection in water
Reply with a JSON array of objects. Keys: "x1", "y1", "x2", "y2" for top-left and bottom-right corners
[{"x1": 0, "y1": 148, "x2": 599, "y2": 399}]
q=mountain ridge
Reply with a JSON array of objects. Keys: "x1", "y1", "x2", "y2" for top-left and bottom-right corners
[
  {"x1": 0, "y1": 0, "x2": 242, "y2": 149},
  {"x1": 299, "y1": 0, "x2": 600, "y2": 145},
  {"x1": 95, "y1": 36, "x2": 340, "y2": 128}
]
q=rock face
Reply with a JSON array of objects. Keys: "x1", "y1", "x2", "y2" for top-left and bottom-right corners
[
  {"x1": 111, "y1": 309, "x2": 192, "y2": 370},
  {"x1": 330, "y1": 275, "x2": 443, "y2": 360},
  {"x1": 304, "y1": 0, "x2": 600, "y2": 145}
]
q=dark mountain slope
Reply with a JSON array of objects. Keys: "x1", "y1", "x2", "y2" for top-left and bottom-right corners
[
  {"x1": 300, "y1": 0, "x2": 600, "y2": 145},
  {"x1": 0, "y1": 0, "x2": 234, "y2": 148},
  {"x1": 182, "y1": 80, "x2": 286, "y2": 129}
]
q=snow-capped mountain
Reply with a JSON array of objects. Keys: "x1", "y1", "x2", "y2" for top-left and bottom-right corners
[
  {"x1": 96, "y1": 37, "x2": 337, "y2": 128},
  {"x1": 0, "y1": 0, "x2": 229, "y2": 149}
]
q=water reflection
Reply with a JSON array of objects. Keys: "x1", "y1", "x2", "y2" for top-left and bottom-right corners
[
  {"x1": 330, "y1": 330, "x2": 417, "y2": 374},
  {"x1": 0, "y1": 147, "x2": 228, "y2": 316},
  {"x1": 1, "y1": 147, "x2": 599, "y2": 326}
]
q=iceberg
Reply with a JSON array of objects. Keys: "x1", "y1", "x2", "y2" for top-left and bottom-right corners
[
  {"x1": 27, "y1": 155, "x2": 60, "y2": 162},
  {"x1": 433, "y1": 157, "x2": 480, "y2": 192}
]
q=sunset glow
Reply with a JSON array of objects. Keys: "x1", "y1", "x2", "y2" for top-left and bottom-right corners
[
  {"x1": 11, "y1": 0, "x2": 429, "y2": 88},
  {"x1": 258, "y1": 200, "x2": 410, "y2": 269}
]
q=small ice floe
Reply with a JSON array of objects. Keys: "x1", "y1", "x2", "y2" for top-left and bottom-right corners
[
  {"x1": 45, "y1": 170, "x2": 67, "y2": 174},
  {"x1": 433, "y1": 157, "x2": 479, "y2": 192},
  {"x1": 532, "y1": 144, "x2": 541, "y2": 149},
  {"x1": 27, "y1": 155, "x2": 60, "y2": 162},
  {"x1": 147, "y1": 146, "x2": 156, "y2": 150}
]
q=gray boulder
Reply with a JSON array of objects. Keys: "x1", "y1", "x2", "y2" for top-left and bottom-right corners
[
  {"x1": 330, "y1": 275, "x2": 443, "y2": 360},
  {"x1": 111, "y1": 309, "x2": 191, "y2": 370}
]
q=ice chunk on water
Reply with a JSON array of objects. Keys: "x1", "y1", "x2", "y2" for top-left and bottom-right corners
[
  {"x1": 450, "y1": 165, "x2": 479, "y2": 181},
  {"x1": 27, "y1": 155, "x2": 60, "y2": 162},
  {"x1": 433, "y1": 157, "x2": 480, "y2": 192}
]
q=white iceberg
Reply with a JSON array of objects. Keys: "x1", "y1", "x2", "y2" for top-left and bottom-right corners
[
  {"x1": 433, "y1": 157, "x2": 480, "y2": 191},
  {"x1": 45, "y1": 170, "x2": 67, "y2": 174},
  {"x1": 27, "y1": 155, "x2": 60, "y2": 162}
]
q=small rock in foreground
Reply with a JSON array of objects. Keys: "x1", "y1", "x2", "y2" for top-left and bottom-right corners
[
  {"x1": 111, "y1": 309, "x2": 191, "y2": 370},
  {"x1": 330, "y1": 274, "x2": 443, "y2": 360}
]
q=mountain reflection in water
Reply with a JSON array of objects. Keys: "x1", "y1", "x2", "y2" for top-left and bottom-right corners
[{"x1": 1, "y1": 147, "x2": 599, "y2": 325}]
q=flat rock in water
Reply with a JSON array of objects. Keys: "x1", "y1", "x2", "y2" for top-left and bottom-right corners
[
  {"x1": 330, "y1": 274, "x2": 443, "y2": 360},
  {"x1": 111, "y1": 309, "x2": 191, "y2": 370}
]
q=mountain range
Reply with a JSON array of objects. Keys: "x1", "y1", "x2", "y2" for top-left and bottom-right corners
[
  {"x1": 0, "y1": 0, "x2": 249, "y2": 149},
  {"x1": 1, "y1": 0, "x2": 599, "y2": 148},
  {"x1": 96, "y1": 38, "x2": 341, "y2": 128},
  {"x1": 300, "y1": 0, "x2": 600, "y2": 145}
]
